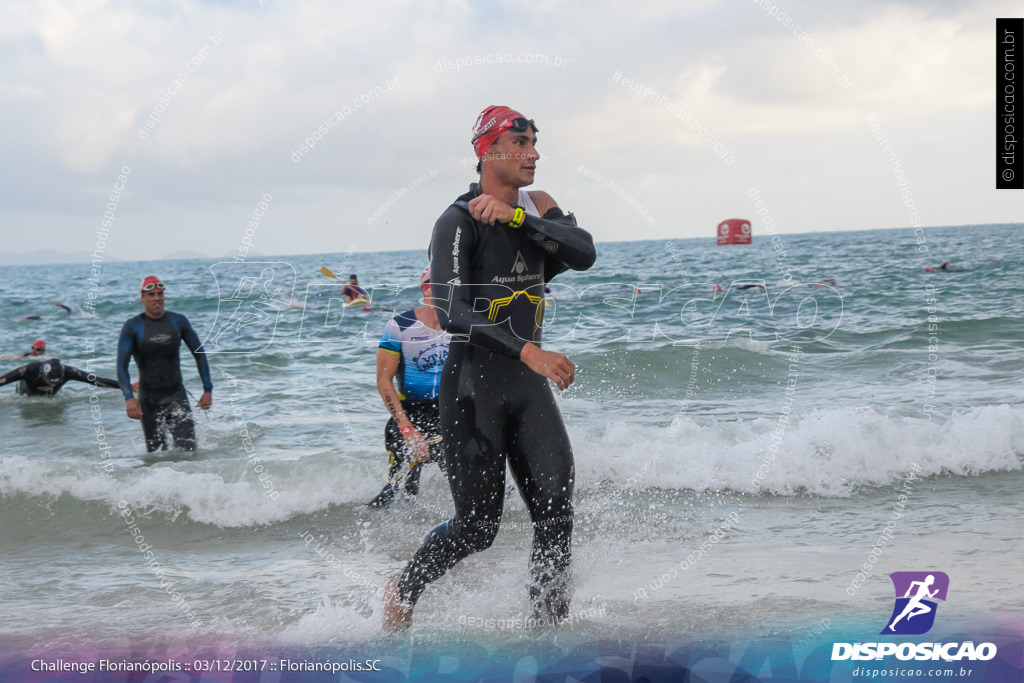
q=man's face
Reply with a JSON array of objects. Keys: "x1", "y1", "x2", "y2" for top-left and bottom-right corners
[
  {"x1": 484, "y1": 128, "x2": 539, "y2": 187},
  {"x1": 29, "y1": 348, "x2": 44, "y2": 356},
  {"x1": 142, "y1": 289, "x2": 165, "y2": 318}
]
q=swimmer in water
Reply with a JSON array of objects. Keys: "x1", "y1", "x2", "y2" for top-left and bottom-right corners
[
  {"x1": 6, "y1": 339, "x2": 48, "y2": 359},
  {"x1": 0, "y1": 358, "x2": 118, "y2": 396}
]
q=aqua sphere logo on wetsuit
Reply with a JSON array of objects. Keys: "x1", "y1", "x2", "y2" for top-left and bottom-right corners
[{"x1": 831, "y1": 571, "x2": 998, "y2": 663}]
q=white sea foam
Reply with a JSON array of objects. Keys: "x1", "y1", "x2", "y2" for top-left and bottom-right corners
[
  {"x1": 3, "y1": 405, "x2": 1021, "y2": 534},
  {"x1": 0, "y1": 449, "x2": 390, "y2": 527},
  {"x1": 570, "y1": 404, "x2": 1024, "y2": 497}
]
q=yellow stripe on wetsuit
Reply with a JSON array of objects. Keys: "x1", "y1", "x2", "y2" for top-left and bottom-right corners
[{"x1": 486, "y1": 290, "x2": 543, "y2": 322}]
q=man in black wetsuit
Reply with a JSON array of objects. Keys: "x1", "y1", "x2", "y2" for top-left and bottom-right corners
[
  {"x1": 0, "y1": 358, "x2": 118, "y2": 396},
  {"x1": 383, "y1": 106, "x2": 596, "y2": 630},
  {"x1": 117, "y1": 276, "x2": 213, "y2": 452}
]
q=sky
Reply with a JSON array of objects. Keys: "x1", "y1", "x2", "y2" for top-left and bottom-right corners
[{"x1": 1, "y1": 0, "x2": 1020, "y2": 263}]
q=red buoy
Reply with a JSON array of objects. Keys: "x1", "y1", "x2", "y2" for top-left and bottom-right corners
[{"x1": 717, "y1": 218, "x2": 752, "y2": 245}]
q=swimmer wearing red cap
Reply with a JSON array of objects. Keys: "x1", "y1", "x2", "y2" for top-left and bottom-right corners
[
  {"x1": 368, "y1": 267, "x2": 452, "y2": 508},
  {"x1": 116, "y1": 276, "x2": 213, "y2": 451},
  {"x1": 384, "y1": 106, "x2": 596, "y2": 630},
  {"x1": 1, "y1": 339, "x2": 44, "y2": 360},
  {"x1": 17, "y1": 340, "x2": 48, "y2": 359}
]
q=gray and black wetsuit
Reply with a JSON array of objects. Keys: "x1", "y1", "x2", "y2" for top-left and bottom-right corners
[{"x1": 397, "y1": 183, "x2": 596, "y2": 618}]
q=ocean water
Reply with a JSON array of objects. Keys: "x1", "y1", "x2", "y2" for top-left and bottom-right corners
[{"x1": 1, "y1": 224, "x2": 1022, "y2": 678}]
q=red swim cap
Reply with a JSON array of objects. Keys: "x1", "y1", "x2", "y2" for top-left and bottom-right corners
[
  {"x1": 140, "y1": 275, "x2": 164, "y2": 292},
  {"x1": 472, "y1": 105, "x2": 536, "y2": 157},
  {"x1": 419, "y1": 266, "x2": 431, "y2": 285},
  {"x1": 32, "y1": 339, "x2": 46, "y2": 351}
]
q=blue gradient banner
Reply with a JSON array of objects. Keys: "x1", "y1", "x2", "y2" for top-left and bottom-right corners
[{"x1": 3, "y1": 625, "x2": 1021, "y2": 682}]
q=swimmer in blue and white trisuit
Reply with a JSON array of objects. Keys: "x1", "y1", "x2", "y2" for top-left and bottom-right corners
[{"x1": 367, "y1": 267, "x2": 451, "y2": 508}]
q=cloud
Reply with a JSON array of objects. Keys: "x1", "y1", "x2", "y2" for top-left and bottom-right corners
[{"x1": 0, "y1": 0, "x2": 1018, "y2": 259}]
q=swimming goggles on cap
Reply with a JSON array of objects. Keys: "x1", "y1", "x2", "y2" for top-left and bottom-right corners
[{"x1": 472, "y1": 117, "x2": 538, "y2": 142}]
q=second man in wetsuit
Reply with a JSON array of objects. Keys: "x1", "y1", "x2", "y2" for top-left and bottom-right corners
[{"x1": 117, "y1": 276, "x2": 213, "y2": 452}]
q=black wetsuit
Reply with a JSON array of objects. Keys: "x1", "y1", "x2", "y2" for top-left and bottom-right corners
[
  {"x1": 117, "y1": 311, "x2": 213, "y2": 452},
  {"x1": 396, "y1": 183, "x2": 596, "y2": 618},
  {"x1": 0, "y1": 359, "x2": 118, "y2": 396}
]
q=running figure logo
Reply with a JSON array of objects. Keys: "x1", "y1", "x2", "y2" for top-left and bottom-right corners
[
  {"x1": 881, "y1": 571, "x2": 949, "y2": 635},
  {"x1": 205, "y1": 262, "x2": 296, "y2": 353}
]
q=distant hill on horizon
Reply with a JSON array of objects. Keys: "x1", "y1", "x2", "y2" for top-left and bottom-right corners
[{"x1": 0, "y1": 249, "x2": 126, "y2": 266}]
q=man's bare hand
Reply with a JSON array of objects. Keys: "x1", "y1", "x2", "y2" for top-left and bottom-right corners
[
  {"x1": 401, "y1": 425, "x2": 431, "y2": 462},
  {"x1": 468, "y1": 194, "x2": 516, "y2": 225},
  {"x1": 520, "y1": 343, "x2": 575, "y2": 390},
  {"x1": 125, "y1": 397, "x2": 142, "y2": 420},
  {"x1": 197, "y1": 391, "x2": 212, "y2": 410}
]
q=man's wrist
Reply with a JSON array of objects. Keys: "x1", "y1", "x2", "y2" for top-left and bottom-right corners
[{"x1": 508, "y1": 206, "x2": 525, "y2": 229}]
